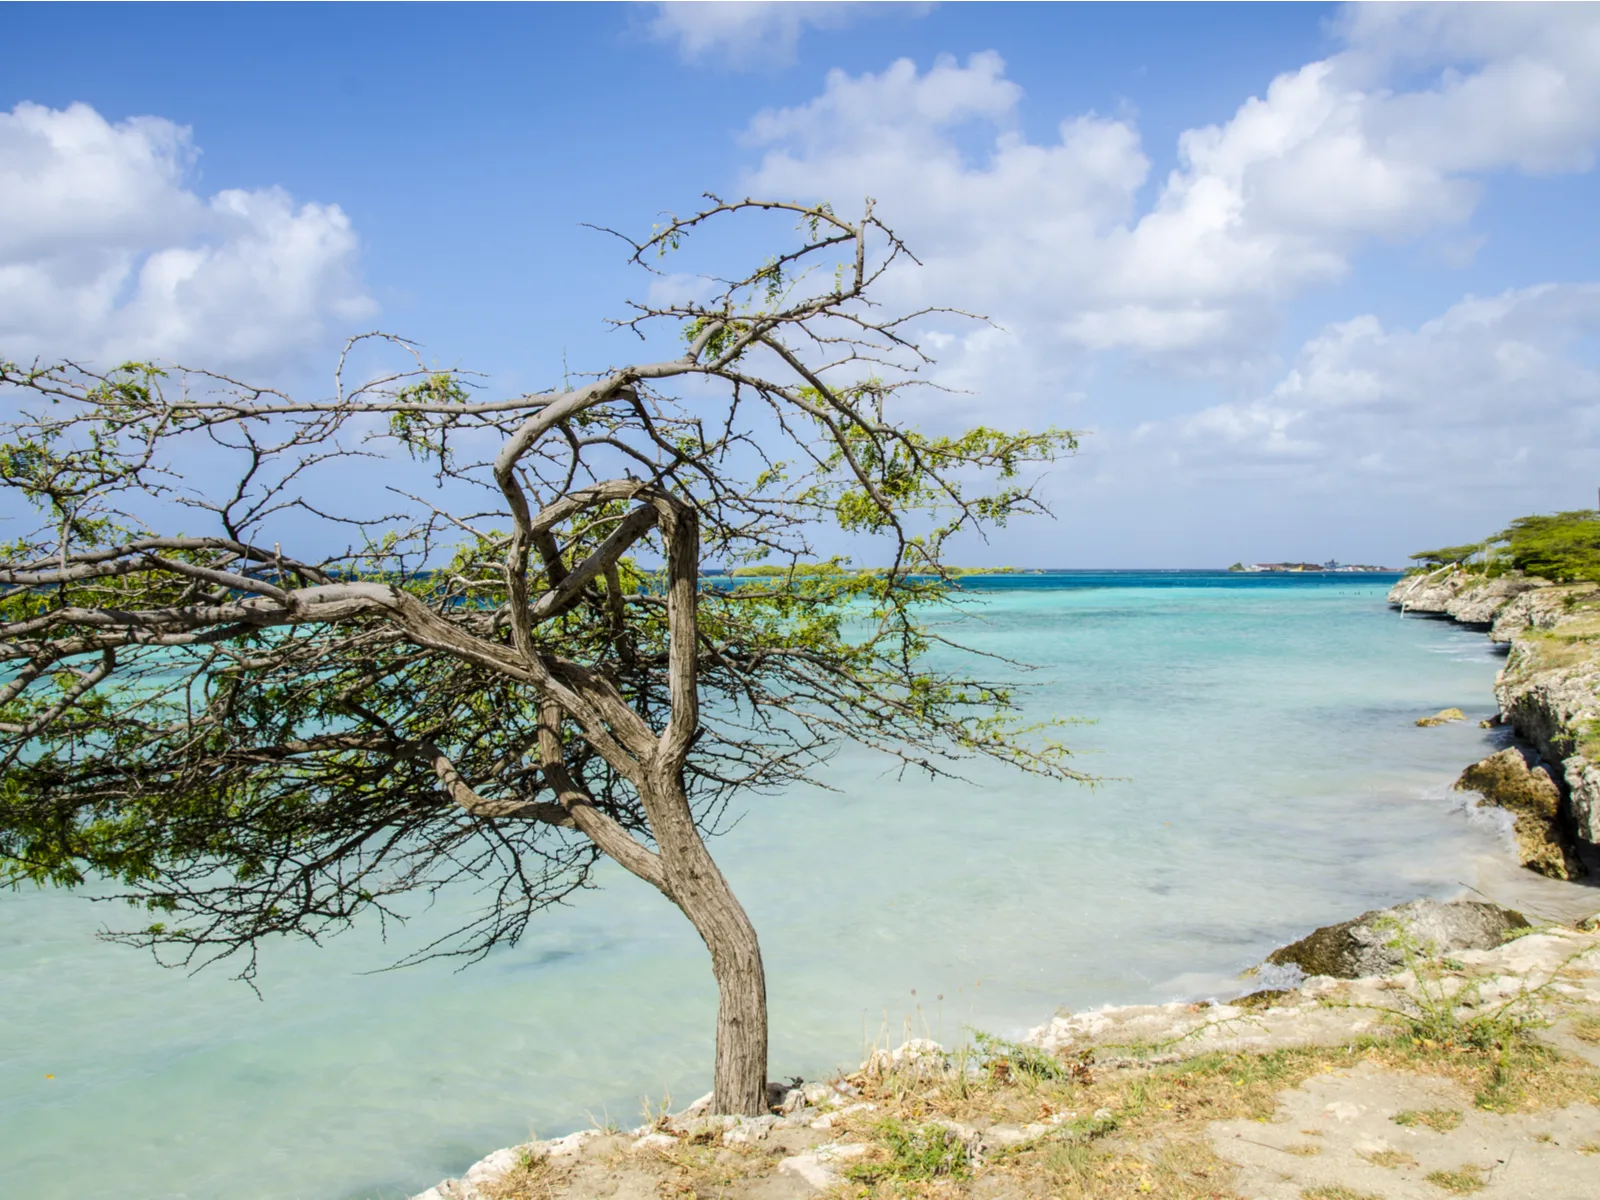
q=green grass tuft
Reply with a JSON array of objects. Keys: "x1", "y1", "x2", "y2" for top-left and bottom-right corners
[{"x1": 848, "y1": 1117, "x2": 972, "y2": 1184}]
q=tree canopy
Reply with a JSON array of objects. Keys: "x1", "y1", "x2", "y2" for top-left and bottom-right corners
[
  {"x1": 1496, "y1": 510, "x2": 1600, "y2": 583},
  {"x1": 1409, "y1": 511, "x2": 1600, "y2": 583},
  {"x1": 0, "y1": 198, "x2": 1081, "y2": 1114},
  {"x1": 1408, "y1": 542, "x2": 1487, "y2": 569}
]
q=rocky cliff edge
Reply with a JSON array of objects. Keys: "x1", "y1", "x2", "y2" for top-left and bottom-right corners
[{"x1": 1389, "y1": 570, "x2": 1600, "y2": 868}]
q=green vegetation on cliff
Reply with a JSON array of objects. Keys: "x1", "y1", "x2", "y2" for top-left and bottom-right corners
[
  {"x1": 1410, "y1": 510, "x2": 1600, "y2": 583},
  {"x1": 1409, "y1": 542, "x2": 1488, "y2": 570},
  {"x1": 1499, "y1": 511, "x2": 1600, "y2": 583}
]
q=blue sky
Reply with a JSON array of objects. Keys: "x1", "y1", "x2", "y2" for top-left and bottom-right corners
[{"x1": 3, "y1": 2, "x2": 1598, "y2": 566}]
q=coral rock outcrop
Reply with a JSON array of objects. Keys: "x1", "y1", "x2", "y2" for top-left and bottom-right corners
[
  {"x1": 1391, "y1": 569, "x2": 1600, "y2": 869},
  {"x1": 1264, "y1": 898, "x2": 1529, "y2": 979},
  {"x1": 1454, "y1": 747, "x2": 1582, "y2": 879}
]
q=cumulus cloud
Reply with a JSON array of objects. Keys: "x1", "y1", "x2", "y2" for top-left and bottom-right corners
[
  {"x1": 1164, "y1": 283, "x2": 1600, "y2": 487},
  {"x1": 0, "y1": 102, "x2": 375, "y2": 371},
  {"x1": 982, "y1": 282, "x2": 1600, "y2": 566},
  {"x1": 649, "y1": 1, "x2": 926, "y2": 68},
  {"x1": 740, "y1": 6, "x2": 1600, "y2": 366},
  {"x1": 729, "y1": 6, "x2": 1600, "y2": 560},
  {"x1": 1337, "y1": 2, "x2": 1600, "y2": 173}
]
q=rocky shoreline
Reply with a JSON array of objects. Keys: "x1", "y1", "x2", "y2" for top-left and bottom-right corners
[
  {"x1": 411, "y1": 574, "x2": 1600, "y2": 1199},
  {"x1": 421, "y1": 908, "x2": 1600, "y2": 1199},
  {"x1": 1388, "y1": 568, "x2": 1600, "y2": 876}
]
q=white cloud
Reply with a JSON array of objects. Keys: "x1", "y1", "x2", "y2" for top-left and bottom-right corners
[
  {"x1": 1338, "y1": 3, "x2": 1600, "y2": 173},
  {"x1": 649, "y1": 1, "x2": 925, "y2": 69},
  {"x1": 1139, "y1": 283, "x2": 1600, "y2": 490},
  {"x1": 0, "y1": 101, "x2": 375, "y2": 371},
  {"x1": 969, "y1": 281, "x2": 1600, "y2": 567},
  {"x1": 730, "y1": 9, "x2": 1600, "y2": 563},
  {"x1": 739, "y1": 7, "x2": 1600, "y2": 366}
]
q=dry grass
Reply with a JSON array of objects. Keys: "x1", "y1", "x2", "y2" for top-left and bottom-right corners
[
  {"x1": 1030, "y1": 1138, "x2": 1238, "y2": 1200},
  {"x1": 1506, "y1": 615, "x2": 1600, "y2": 681},
  {"x1": 486, "y1": 991, "x2": 1600, "y2": 1200},
  {"x1": 1393, "y1": 1107, "x2": 1463, "y2": 1133},
  {"x1": 1424, "y1": 1163, "x2": 1489, "y2": 1193},
  {"x1": 820, "y1": 1020, "x2": 1600, "y2": 1200},
  {"x1": 1359, "y1": 1148, "x2": 1417, "y2": 1169},
  {"x1": 642, "y1": 1140, "x2": 776, "y2": 1198},
  {"x1": 480, "y1": 1149, "x2": 561, "y2": 1200},
  {"x1": 1300, "y1": 1187, "x2": 1384, "y2": 1200},
  {"x1": 1567, "y1": 1013, "x2": 1600, "y2": 1044}
]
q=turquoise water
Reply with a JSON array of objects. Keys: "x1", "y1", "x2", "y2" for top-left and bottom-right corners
[{"x1": 0, "y1": 574, "x2": 1515, "y2": 1198}]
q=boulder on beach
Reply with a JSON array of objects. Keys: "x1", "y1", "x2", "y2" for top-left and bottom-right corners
[
  {"x1": 1265, "y1": 898, "x2": 1530, "y2": 979},
  {"x1": 1456, "y1": 746, "x2": 1584, "y2": 880}
]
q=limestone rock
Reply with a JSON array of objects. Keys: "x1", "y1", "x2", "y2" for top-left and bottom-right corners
[
  {"x1": 1455, "y1": 747, "x2": 1582, "y2": 879},
  {"x1": 1565, "y1": 757, "x2": 1600, "y2": 846},
  {"x1": 1445, "y1": 574, "x2": 1544, "y2": 625},
  {"x1": 800, "y1": 1084, "x2": 828, "y2": 1107},
  {"x1": 543, "y1": 1130, "x2": 600, "y2": 1160},
  {"x1": 809, "y1": 1102, "x2": 875, "y2": 1130},
  {"x1": 416, "y1": 1144, "x2": 530, "y2": 1200},
  {"x1": 1495, "y1": 604, "x2": 1600, "y2": 758},
  {"x1": 862, "y1": 1037, "x2": 949, "y2": 1079},
  {"x1": 778, "y1": 1142, "x2": 868, "y2": 1191},
  {"x1": 679, "y1": 1091, "x2": 714, "y2": 1118},
  {"x1": 1388, "y1": 569, "x2": 1471, "y2": 614},
  {"x1": 1265, "y1": 898, "x2": 1530, "y2": 979},
  {"x1": 1490, "y1": 584, "x2": 1595, "y2": 643},
  {"x1": 1390, "y1": 570, "x2": 1548, "y2": 625},
  {"x1": 721, "y1": 1114, "x2": 778, "y2": 1144},
  {"x1": 1494, "y1": 602, "x2": 1600, "y2": 851},
  {"x1": 1415, "y1": 707, "x2": 1465, "y2": 727}
]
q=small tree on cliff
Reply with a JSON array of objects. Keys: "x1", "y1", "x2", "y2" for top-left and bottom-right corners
[{"x1": 0, "y1": 199, "x2": 1080, "y2": 1115}]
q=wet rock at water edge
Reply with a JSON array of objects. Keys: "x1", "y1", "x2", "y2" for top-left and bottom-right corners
[
  {"x1": 1455, "y1": 746, "x2": 1584, "y2": 880},
  {"x1": 1265, "y1": 899, "x2": 1531, "y2": 979},
  {"x1": 1416, "y1": 707, "x2": 1466, "y2": 727}
]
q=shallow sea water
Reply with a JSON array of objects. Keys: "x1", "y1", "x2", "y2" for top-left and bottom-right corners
[{"x1": 0, "y1": 573, "x2": 1516, "y2": 1198}]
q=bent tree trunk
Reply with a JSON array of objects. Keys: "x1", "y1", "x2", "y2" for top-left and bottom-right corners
[
  {"x1": 650, "y1": 775, "x2": 769, "y2": 1116},
  {"x1": 649, "y1": 492, "x2": 768, "y2": 1114},
  {"x1": 530, "y1": 493, "x2": 768, "y2": 1113}
]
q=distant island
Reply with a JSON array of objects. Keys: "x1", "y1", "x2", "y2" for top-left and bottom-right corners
[
  {"x1": 705, "y1": 564, "x2": 1024, "y2": 577},
  {"x1": 1227, "y1": 560, "x2": 1394, "y2": 573}
]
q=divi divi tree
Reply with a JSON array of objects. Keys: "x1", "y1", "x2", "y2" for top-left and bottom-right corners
[{"x1": 0, "y1": 200, "x2": 1080, "y2": 1115}]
